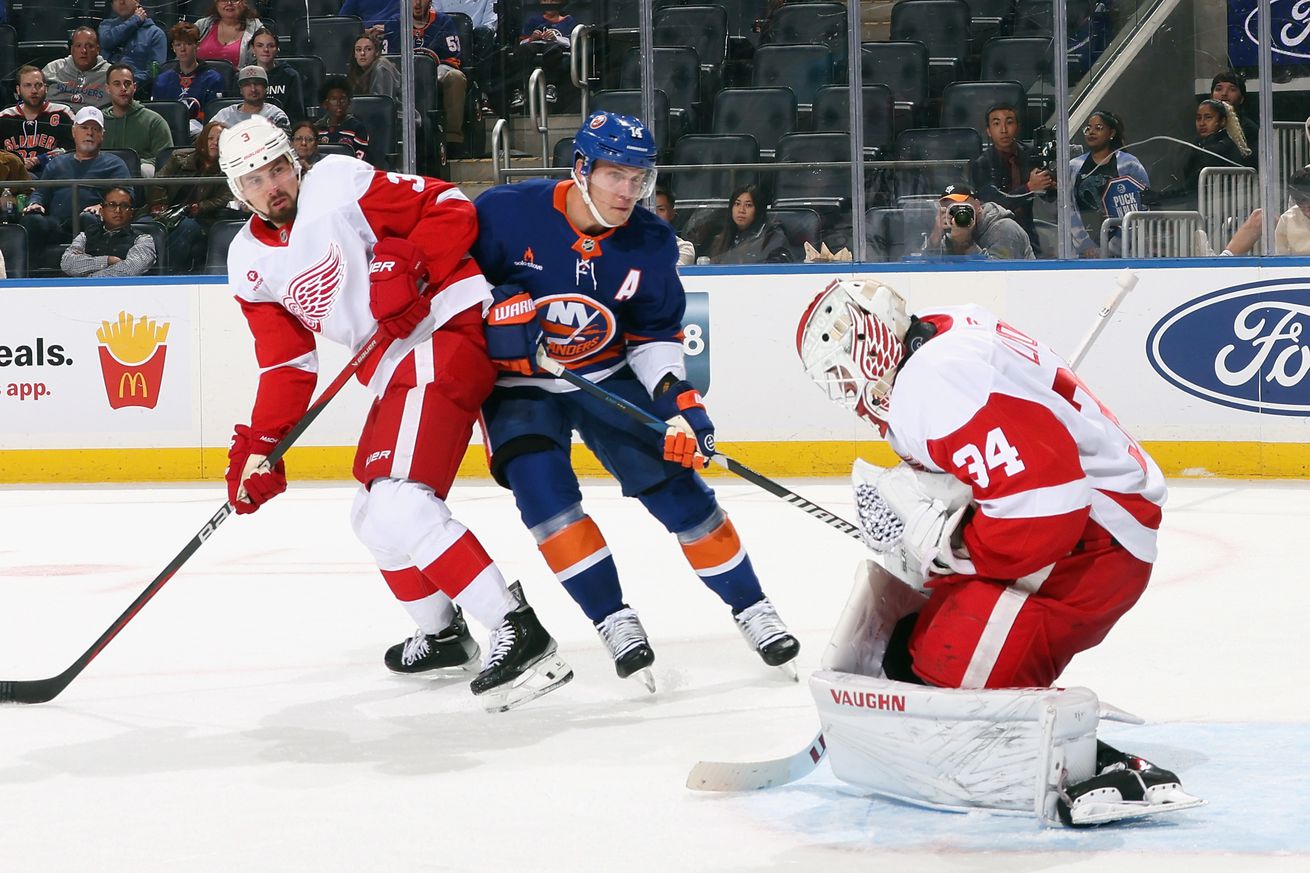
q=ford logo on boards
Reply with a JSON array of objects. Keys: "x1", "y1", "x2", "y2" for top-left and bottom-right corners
[{"x1": 1146, "y1": 279, "x2": 1310, "y2": 415}]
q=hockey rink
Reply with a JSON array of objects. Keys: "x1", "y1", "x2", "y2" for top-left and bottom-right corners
[{"x1": 2, "y1": 476, "x2": 1308, "y2": 872}]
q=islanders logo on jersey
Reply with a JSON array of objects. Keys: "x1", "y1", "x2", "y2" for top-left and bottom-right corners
[{"x1": 539, "y1": 294, "x2": 617, "y2": 363}]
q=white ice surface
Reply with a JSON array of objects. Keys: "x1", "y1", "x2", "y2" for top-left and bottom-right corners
[{"x1": 2, "y1": 478, "x2": 1308, "y2": 872}]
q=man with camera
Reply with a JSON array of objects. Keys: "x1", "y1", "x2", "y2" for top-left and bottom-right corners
[
  {"x1": 923, "y1": 183, "x2": 1035, "y2": 260},
  {"x1": 970, "y1": 103, "x2": 1055, "y2": 255}
]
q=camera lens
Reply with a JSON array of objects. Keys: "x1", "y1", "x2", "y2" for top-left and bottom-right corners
[{"x1": 948, "y1": 203, "x2": 974, "y2": 227}]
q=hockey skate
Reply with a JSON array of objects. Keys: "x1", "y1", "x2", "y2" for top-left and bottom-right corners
[
  {"x1": 470, "y1": 586, "x2": 573, "y2": 712},
  {"x1": 596, "y1": 607, "x2": 656, "y2": 693},
  {"x1": 1056, "y1": 742, "x2": 1205, "y2": 827},
  {"x1": 734, "y1": 597, "x2": 800, "y2": 680},
  {"x1": 384, "y1": 607, "x2": 481, "y2": 675}
]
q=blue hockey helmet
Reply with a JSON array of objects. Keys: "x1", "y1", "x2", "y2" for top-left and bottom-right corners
[{"x1": 573, "y1": 111, "x2": 657, "y2": 189}]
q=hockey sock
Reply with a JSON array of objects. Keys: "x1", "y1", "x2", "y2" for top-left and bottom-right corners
[
  {"x1": 676, "y1": 512, "x2": 765, "y2": 612},
  {"x1": 381, "y1": 567, "x2": 459, "y2": 634},
  {"x1": 532, "y1": 508, "x2": 626, "y2": 623},
  {"x1": 419, "y1": 529, "x2": 518, "y2": 630}
]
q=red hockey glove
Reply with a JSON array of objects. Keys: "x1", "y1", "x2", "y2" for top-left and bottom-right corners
[
  {"x1": 651, "y1": 379, "x2": 715, "y2": 470},
  {"x1": 484, "y1": 284, "x2": 543, "y2": 375},
  {"x1": 226, "y1": 425, "x2": 288, "y2": 514},
  {"x1": 369, "y1": 238, "x2": 431, "y2": 339}
]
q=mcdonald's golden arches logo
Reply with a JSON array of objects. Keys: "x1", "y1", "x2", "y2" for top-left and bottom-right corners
[{"x1": 96, "y1": 311, "x2": 170, "y2": 410}]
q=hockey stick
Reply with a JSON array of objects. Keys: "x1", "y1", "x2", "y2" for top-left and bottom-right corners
[
  {"x1": 1069, "y1": 268, "x2": 1139, "y2": 370},
  {"x1": 533, "y1": 349, "x2": 865, "y2": 543},
  {"x1": 684, "y1": 271, "x2": 1143, "y2": 792},
  {"x1": 0, "y1": 330, "x2": 393, "y2": 705}
]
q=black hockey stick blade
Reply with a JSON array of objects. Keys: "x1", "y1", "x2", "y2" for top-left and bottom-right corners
[
  {"x1": 0, "y1": 331, "x2": 392, "y2": 705},
  {"x1": 687, "y1": 731, "x2": 828, "y2": 791},
  {"x1": 533, "y1": 349, "x2": 864, "y2": 544}
]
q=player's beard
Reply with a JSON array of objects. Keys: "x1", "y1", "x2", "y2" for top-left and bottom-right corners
[{"x1": 263, "y1": 192, "x2": 298, "y2": 225}]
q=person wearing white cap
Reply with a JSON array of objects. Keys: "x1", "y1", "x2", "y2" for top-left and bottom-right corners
[
  {"x1": 21, "y1": 105, "x2": 131, "y2": 257},
  {"x1": 211, "y1": 64, "x2": 289, "y2": 130}
]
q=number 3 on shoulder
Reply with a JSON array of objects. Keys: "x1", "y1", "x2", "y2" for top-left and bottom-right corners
[{"x1": 951, "y1": 427, "x2": 1025, "y2": 488}]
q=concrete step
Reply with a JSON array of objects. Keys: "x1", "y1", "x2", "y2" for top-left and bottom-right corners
[{"x1": 449, "y1": 154, "x2": 549, "y2": 185}]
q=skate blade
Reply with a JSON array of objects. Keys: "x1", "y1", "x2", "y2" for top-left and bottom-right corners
[
  {"x1": 1069, "y1": 795, "x2": 1206, "y2": 827},
  {"x1": 632, "y1": 668, "x2": 656, "y2": 694},
  {"x1": 775, "y1": 661, "x2": 799, "y2": 682},
  {"x1": 481, "y1": 652, "x2": 574, "y2": 713}
]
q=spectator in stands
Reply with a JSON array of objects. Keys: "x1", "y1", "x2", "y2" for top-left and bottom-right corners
[
  {"x1": 1069, "y1": 109, "x2": 1149, "y2": 258},
  {"x1": 440, "y1": 0, "x2": 498, "y2": 68},
  {"x1": 385, "y1": 0, "x2": 469, "y2": 156},
  {"x1": 349, "y1": 34, "x2": 401, "y2": 101},
  {"x1": 0, "y1": 149, "x2": 29, "y2": 187},
  {"x1": 703, "y1": 184, "x2": 791, "y2": 264},
  {"x1": 1150, "y1": 98, "x2": 1252, "y2": 210},
  {"x1": 970, "y1": 103, "x2": 1054, "y2": 257},
  {"x1": 0, "y1": 67, "x2": 77, "y2": 177},
  {"x1": 0, "y1": 0, "x2": 7, "y2": 25},
  {"x1": 154, "y1": 22, "x2": 228, "y2": 137},
  {"x1": 42, "y1": 27, "x2": 112, "y2": 110},
  {"x1": 250, "y1": 27, "x2": 305, "y2": 119},
  {"x1": 212, "y1": 66, "x2": 290, "y2": 129},
  {"x1": 923, "y1": 182, "x2": 1034, "y2": 259},
  {"x1": 62, "y1": 185, "x2": 156, "y2": 277},
  {"x1": 1211, "y1": 70, "x2": 1258, "y2": 153},
  {"x1": 1220, "y1": 169, "x2": 1310, "y2": 256},
  {"x1": 103, "y1": 63, "x2": 175, "y2": 178},
  {"x1": 149, "y1": 120, "x2": 233, "y2": 270},
  {"x1": 196, "y1": 0, "x2": 264, "y2": 68},
  {"x1": 290, "y1": 120, "x2": 325, "y2": 165},
  {"x1": 99, "y1": 0, "x2": 167, "y2": 96},
  {"x1": 314, "y1": 77, "x2": 372, "y2": 162},
  {"x1": 341, "y1": 0, "x2": 403, "y2": 31},
  {"x1": 654, "y1": 187, "x2": 695, "y2": 266},
  {"x1": 21, "y1": 107, "x2": 131, "y2": 255},
  {"x1": 508, "y1": 0, "x2": 575, "y2": 112}
]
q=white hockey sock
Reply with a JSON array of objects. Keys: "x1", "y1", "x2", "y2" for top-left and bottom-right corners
[
  {"x1": 453, "y1": 564, "x2": 520, "y2": 631},
  {"x1": 400, "y1": 591, "x2": 458, "y2": 635}
]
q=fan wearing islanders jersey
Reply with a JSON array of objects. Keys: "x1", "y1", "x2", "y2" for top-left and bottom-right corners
[
  {"x1": 470, "y1": 111, "x2": 799, "y2": 693},
  {"x1": 796, "y1": 278, "x2": 1194, "y2": 825},
  {"x1": 216, "y1": 117, "x2": 572, "y2": 712}
]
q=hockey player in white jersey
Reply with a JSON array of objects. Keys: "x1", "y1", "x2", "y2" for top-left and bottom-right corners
[
  {"x1": 795, "y1": 278, "x2": 1202, "y2": 826},
  {"x1": 217, "y1": 116, "x2": 572, "y2": 711}
]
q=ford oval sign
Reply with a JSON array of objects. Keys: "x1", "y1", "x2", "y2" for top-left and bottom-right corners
[{"x1": 1146, "y1": 279, "x2": 1310, "y2": 415}]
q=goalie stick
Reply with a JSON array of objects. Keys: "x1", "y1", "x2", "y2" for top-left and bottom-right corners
[
  {"x1": 684, "y1": 270, "x2": 1142, "y2": 792},
  {"x1": 0, "y1": 330, "x2": 394, "y2": 705},
  {"x1": 532, "y1": 348, "x2": 866, "y2": 543}
]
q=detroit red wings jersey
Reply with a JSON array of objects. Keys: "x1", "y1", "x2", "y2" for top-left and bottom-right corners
[
  {"x1": 886, "y1": 305, "x2": 1165, "y2": 578},
  {"x1": 226, "y1": 155, "x2": 491, "y2": 432}
]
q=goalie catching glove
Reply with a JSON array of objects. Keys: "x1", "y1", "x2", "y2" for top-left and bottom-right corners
[
  {"x1": 484, "y1": 284, "x2": 543, "y2": 375},
  {"x1": 226, "y1": 425, "x2": 288, "y2": 514},
  {"x1": 368, "y1": 238, "x2": 431, "y2": 339},
  {"x1": 651, "y1": 378, "x2": 715, "y2": 470},
  {"x1": 853, "y1": 460, "x2": 975, "y2": 578}
]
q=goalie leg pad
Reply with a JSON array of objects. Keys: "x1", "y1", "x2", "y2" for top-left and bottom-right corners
[
  {"x1": 810, "y1": 671, "x2": 1100, "y2": 821},
  {"x1": 821, "y1": 559, "x2": 927, "y2": 676}
]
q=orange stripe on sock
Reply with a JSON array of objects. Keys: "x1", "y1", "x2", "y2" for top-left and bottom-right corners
[
  {"x1": 681, "y1": 517, "x2": 744, "y2": 572},
  {"x1": 539, "y1": 516, "x2": 609, "y2": 574}
]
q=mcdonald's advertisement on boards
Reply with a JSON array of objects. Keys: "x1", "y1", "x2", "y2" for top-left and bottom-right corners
[{"x1": 0, "y1": 289, "x2": 192, "y2": 436}]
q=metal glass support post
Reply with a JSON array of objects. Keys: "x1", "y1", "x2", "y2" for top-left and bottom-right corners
[
  {"x1": 1258, "y1": 0, "x2": 1277, "y2": 255},
  {"x1": 1054, "y1": 0, "x2": 1073, "y2": 259},
  {"x1": 847, "y1": 0, "x2": 867, "y2": 261},
  {"x1": 400, "y1": 0, "x2": 417, "y2": 173},
  {"x1": 639, "y1": 0, "x2": 656, "y2": 211}
]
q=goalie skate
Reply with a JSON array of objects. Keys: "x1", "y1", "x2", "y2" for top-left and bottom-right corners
[
  {"x1": 470, "y1": 590, "x2": 573, "y2": 712},
  {"x1": 734, "y1": 598, "x2": 800, "y2": 680},
  {"x1": 1056, "y1": 743, "x2": 1205, "y2": 827},
  {"x1": 384, "y1": 608, "x2": 481, "y2": 674},
  {"x1": 596, "y1": 607, "x2": 656, "y2": 693}
]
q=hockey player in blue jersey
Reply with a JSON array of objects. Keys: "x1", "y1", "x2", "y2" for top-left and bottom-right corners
[{"x1": 471, "y1": 111, "x2": 800, "y2": 691}]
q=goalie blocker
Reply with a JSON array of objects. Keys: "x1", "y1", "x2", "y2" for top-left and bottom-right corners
[{"x1": 812, "y1": 560, "x2": 1204, "y2": 827}]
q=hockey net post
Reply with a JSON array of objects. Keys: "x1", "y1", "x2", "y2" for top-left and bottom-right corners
[{"x1": 0, "y1": 331, "x2": 394, "y2": 705}]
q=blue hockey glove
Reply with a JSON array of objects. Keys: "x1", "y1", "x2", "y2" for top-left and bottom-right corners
[
  {"x1": 652, "y1": 379, "x2": 715, "y2": 470},
  {"x1": 484, "y1": 284, "x2": 542, "y2": 375}
]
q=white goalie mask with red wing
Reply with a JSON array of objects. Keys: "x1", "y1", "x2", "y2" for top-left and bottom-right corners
[{"x1": 795, "y1": 278, "x2": 911, "y2": 428}]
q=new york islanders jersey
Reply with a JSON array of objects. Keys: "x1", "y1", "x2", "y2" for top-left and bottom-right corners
[
  {"x1": 471, "y1": 178, "x2": 685, "y2": 392},
  {"x1": 886, "y1": 305, "x2": 1165, "y2": 578},
  {"x1": 226, "y1": 155, "x2": 491, "y2": 433},
  {"x1": 0, "y1": 102, "x2": 75, "y2": 166}
]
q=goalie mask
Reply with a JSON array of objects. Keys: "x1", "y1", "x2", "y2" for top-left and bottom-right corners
[{"x1": 796, "y1": 279, "x2": 912, "y2": 428}]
